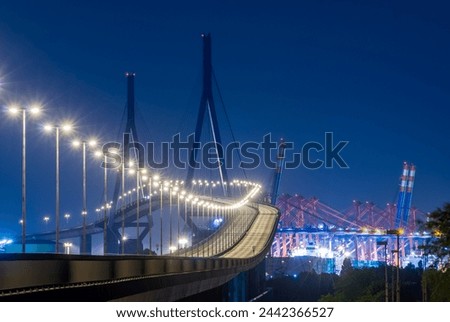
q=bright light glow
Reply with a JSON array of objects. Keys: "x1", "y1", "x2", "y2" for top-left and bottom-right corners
[
  {"x1": 29, "y1": 106, "x2": 41, "y2": 114},
  {"x1": 72, "y1": 140, "x2": 81, "y2": 147},
  {"x1": 142, "y1": 175, "x2": 148, "y2": 181},
  {"x1": 153, "y1": 175, "x2": 160, "y2": 181},
  {"x1": 128, "y1": 169, "x2": 136, "y2": 175},
  {"x1": 318, "y1": 247, "x2": 330, "y2": 258},
  {"x1": 169, "y1": 246, "x2": 177, "y2": 252},
  {"x1": 62, "y1": 123, "x2": 72, "y2": 132},
  {"x1": 94, "y1": 150, "x2": 102, "y2": 158},
  {"x1": 141, "y1": 168, "x2": 148, "y2": 175},
  {"x1": 88, "y1": 140, "x2": 97, "y2": 147},
  {"x1": 44, "y1": 124, "x2": 53, "y2": 132},
  {"x1": 0, "y1": 239, "x2": 13, "y2": 246},
  {"x1": 179, "y1": 238, "x2": 188, "y2": 246},
  {"x1": 8, "y1": 106, "x2": 20, "y2": 114}
]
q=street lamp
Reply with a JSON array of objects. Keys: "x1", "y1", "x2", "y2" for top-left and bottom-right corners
[
  {"x1": 64, "y1": 213, "x2": 71, "y2": 223},
  {"x1": 44, "y1": 122, "x2": 72, "y2": 253},
  {"x1": 95, "y1": 148, "x2": 114, "y2": 255},
  {"x1": 127, "y1": 165, "x2": 141, "y2": 254},
  {"x1": 179, "y1": 237, "x2": 188, "y2": 250},
  {"x1": 7, "y1": 104, "x2": 41, "y2": 253},
  {"x1": 72, "y1": 138, "x2": 96, "y2": 254},
  {"x1": 387, "y1": 228, "x2": 404, "y2": 302},
  {"x1": 64, "y1": 242, "x2": 72, "y2": 254},
  {"x1": 43, "y1": 216, "x2": 50, "y2": 225},
  {"x1": 377, "y1": 240, "x2": 388, "y2": 302}
]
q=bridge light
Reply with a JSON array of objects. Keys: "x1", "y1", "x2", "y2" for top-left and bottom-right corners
[
  {"x1": 61, "y1": 123, "x2": 72, "y2": 132},
  {"x1": 8, "y1": 106, "x2": 19, "y2": 114}
]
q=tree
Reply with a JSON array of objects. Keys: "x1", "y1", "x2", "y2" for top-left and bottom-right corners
[
  {"x1": 422, "y1": 203, "x2": 450, "y2": 260},
  {"x1": 422, "y1": 269, "x2": 450, "y2": 301},
  {"x1": 340, "y1": 257, "x2": 353, "y2": 276}
]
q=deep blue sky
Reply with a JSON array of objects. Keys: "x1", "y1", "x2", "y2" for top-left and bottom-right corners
[{"x1": 1, "y1": 0, "x2": 449, "y2": 236}]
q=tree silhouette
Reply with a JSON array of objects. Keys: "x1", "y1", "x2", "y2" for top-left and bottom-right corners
[{"x1": 421, "y1": 203, "x2": 450, "y2": 260}]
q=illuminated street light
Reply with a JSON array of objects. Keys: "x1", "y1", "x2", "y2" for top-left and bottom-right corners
[
  {"x1": 64, "y1": 213, "x2": 71, "y2": 223},
  {"x1": 94, "y1": 149, "x2": 109, "y2": 255},
  {"x1": 43, "y1": 216, "x2": 50, "y2": 225},
  {"x1": 72, "y1": 137, "x2": 97, "y2": 254},
  {"x1": 64, "y1": 242, "x2": 73, "y2": 254},
  {"x1": 376, "y1": 240, "x2": 389, "y2": 302},
  {"x1": 44, "y1": 122, "x2": 73, "y2": 253},
  {"x1": 7, "y1": 103, "x2": 41, "y2": 253},
  {"x1": 179, "y1": 237, "x2": 188, "y2": 249}
]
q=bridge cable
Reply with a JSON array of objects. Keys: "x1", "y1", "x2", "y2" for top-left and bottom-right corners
[{"x1": 212, "y1": 70, "x2": 248, "y2": 180}]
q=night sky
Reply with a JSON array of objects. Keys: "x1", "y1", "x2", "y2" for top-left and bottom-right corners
[{"x1": 1, "y1": 0, "x2": 449, "y2": 237}]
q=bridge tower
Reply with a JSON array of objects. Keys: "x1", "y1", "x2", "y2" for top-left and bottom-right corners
[
  {"x1": 108, "y1": 72, "x2": 144, "y2": 253},
  {"x1": 186, "y1": 33, "x2": 229, "y2": 194}
]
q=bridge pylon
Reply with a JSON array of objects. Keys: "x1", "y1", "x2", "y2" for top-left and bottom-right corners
[
  {"x1": 186, "y1": 33, "x2": 229, "y2": 195},
  {"x1": 107, "y1": 72, "x2": 146, "y2": 254}
]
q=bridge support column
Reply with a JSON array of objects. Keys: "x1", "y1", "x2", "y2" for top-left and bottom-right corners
[{"x1": 222, "y1": 260, "x2": 268, "y2": 301}]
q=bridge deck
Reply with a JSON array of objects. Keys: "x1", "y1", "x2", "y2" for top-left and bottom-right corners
[{"x1": 0, "y1": 203, "x2": 279, "y2": 301}]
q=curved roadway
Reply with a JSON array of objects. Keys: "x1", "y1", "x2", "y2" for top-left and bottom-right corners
[{"x1": 0, "y1": 203, "x2": 279, "y2": 301}]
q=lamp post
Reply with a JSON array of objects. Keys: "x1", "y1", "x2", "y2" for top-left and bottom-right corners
[
  {"x1": 7, "y1": 104, "x2": 41, "y2": 253},
  {"x1": 121, "y1": 160, "x2": 125, "y2": 254},
  {"x1": 159, "y1": 181, "x2": 163, "y2": 256},
  {"x1": 128, "y1": 166, "x2": 140, "y2": 254},
  {"x1": 387, "y1": 228, "x2": 403, "y2": 302},
  {"x1": 73, "y1": 139, "x2": 96, "y2": 254},
  {"x1": 377, "y1": 240, "x2": 388, "y2": 302},
  {"x1": 64, "y1": 213, "x2": 71, "y2": 224},
  {"x1": 64, "y1": 242, "x2": 72, "y2": 254},
  {"x1": 45, "y1": 123, "x2": 72, "y2": 253},
  {"x1": 94, "y1": 149, "x2": 110, "y2": 255}
]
